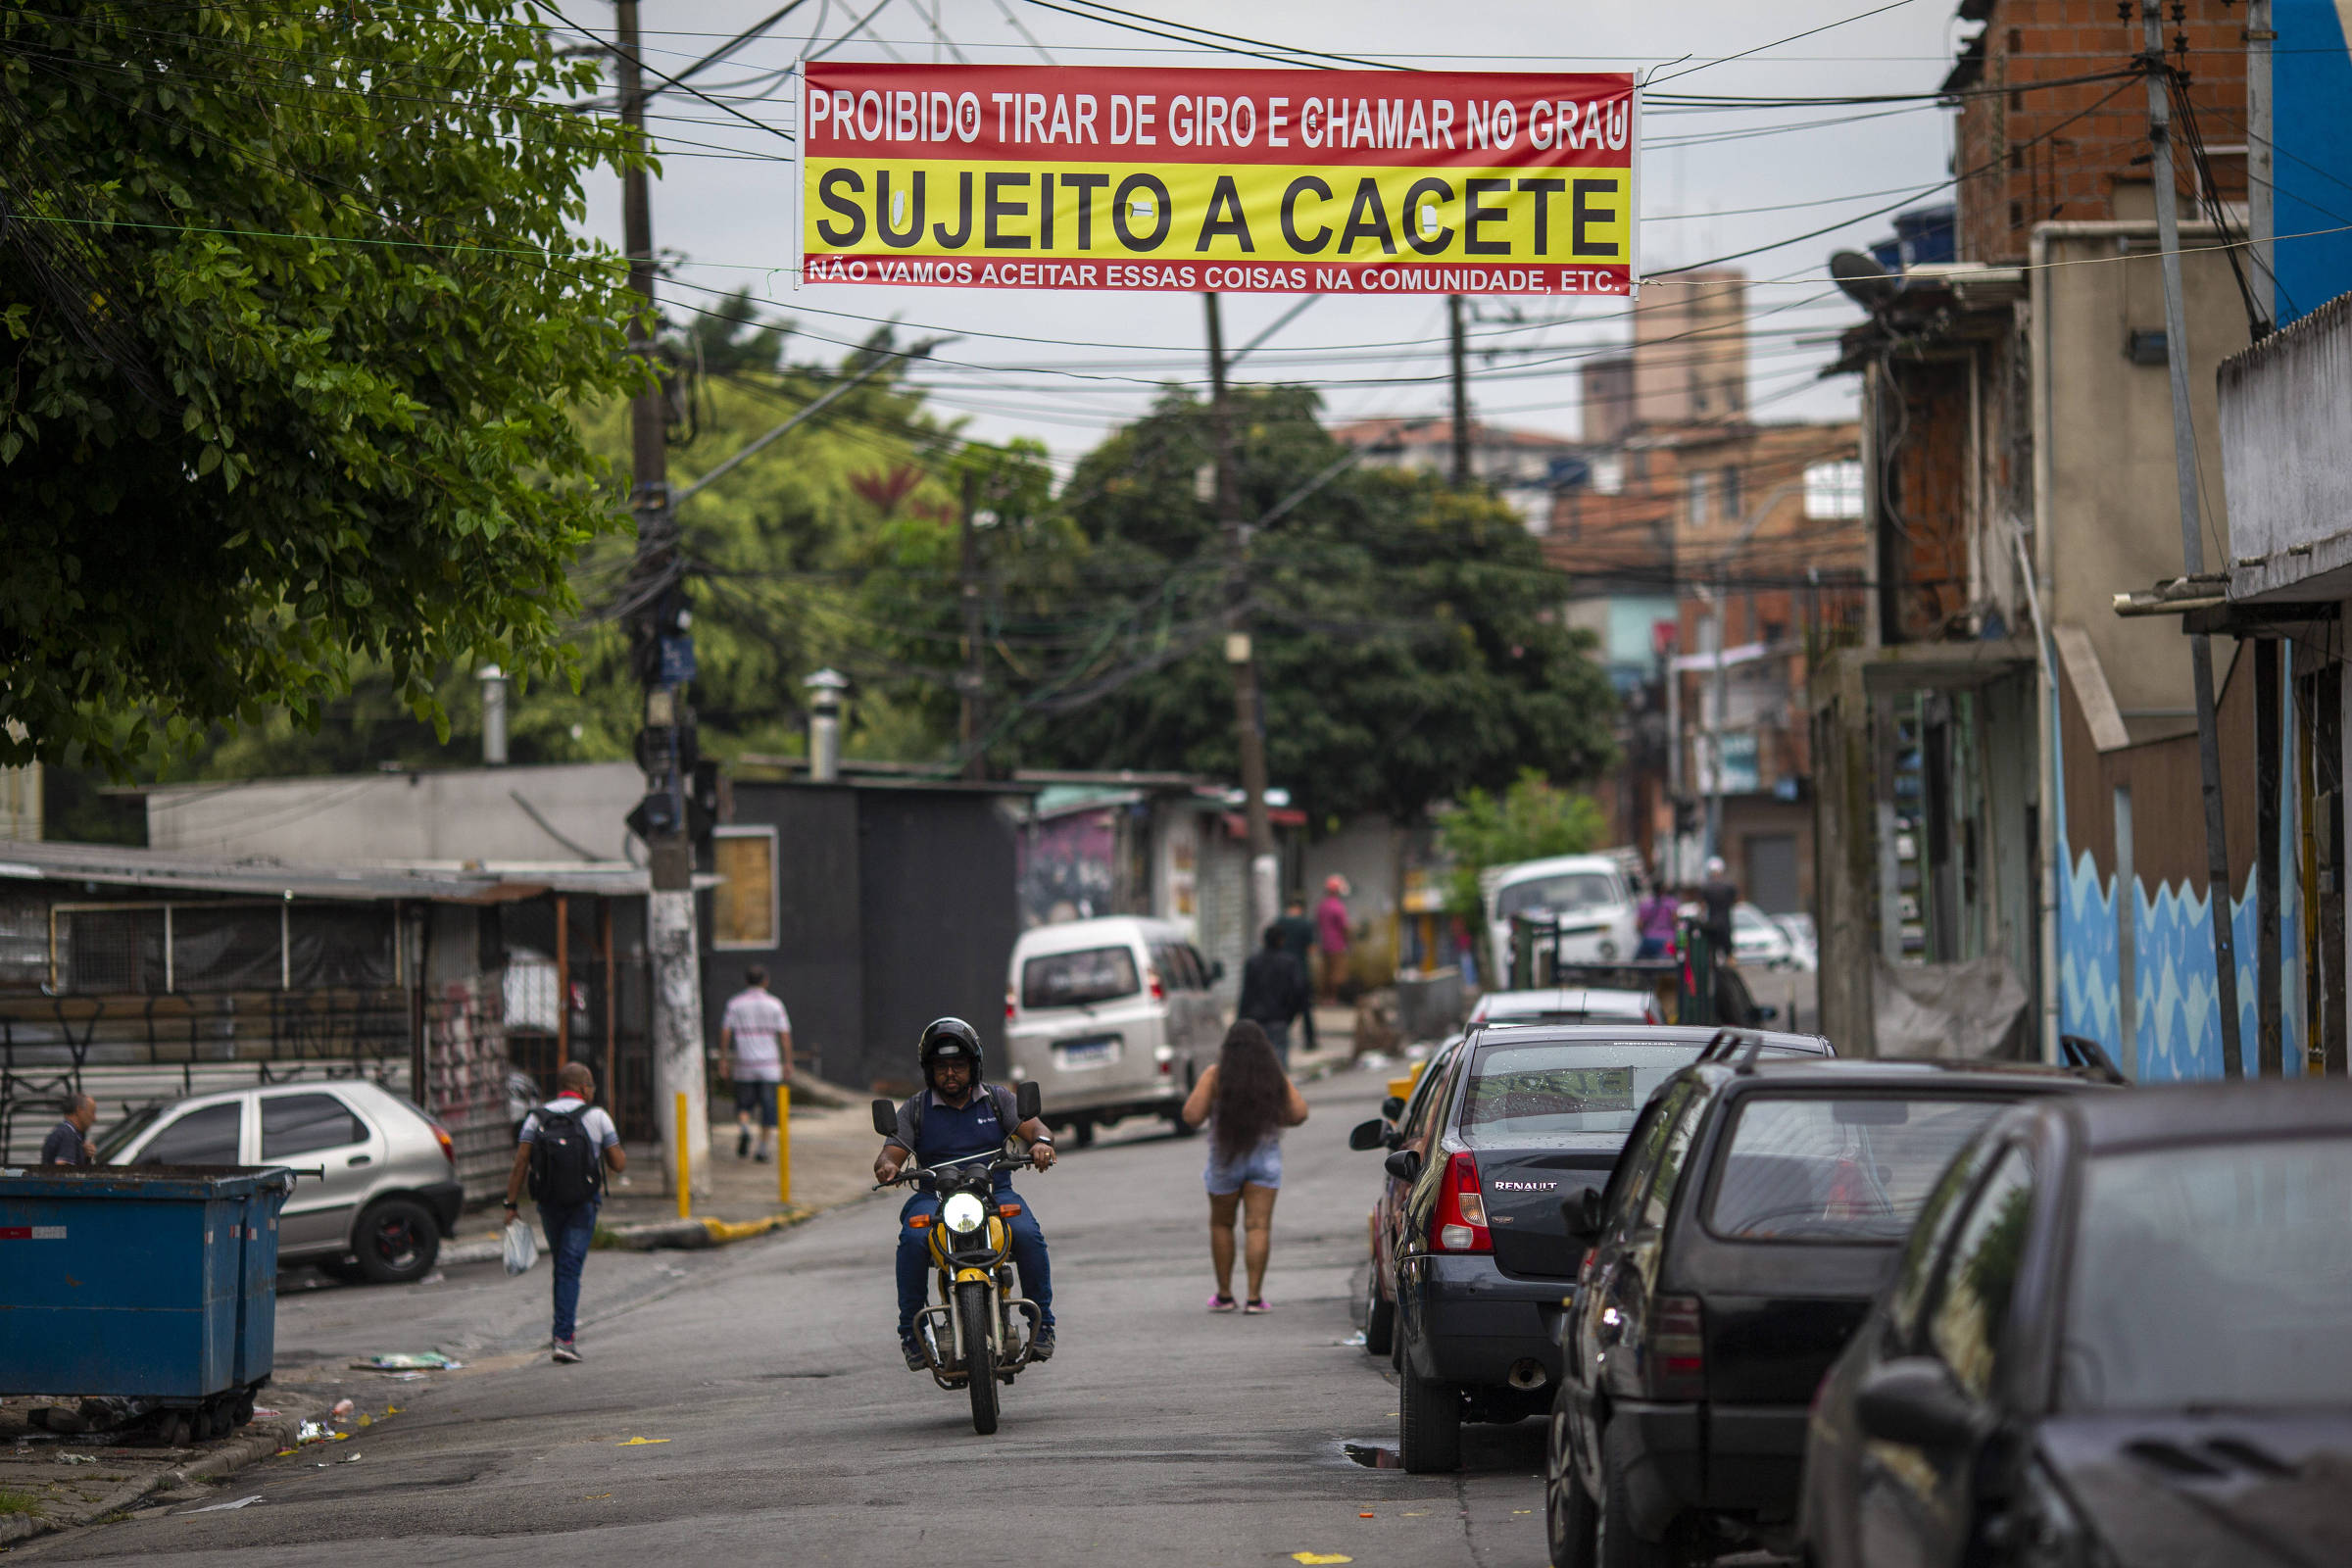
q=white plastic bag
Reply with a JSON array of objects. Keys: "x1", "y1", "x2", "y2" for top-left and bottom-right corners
[{"x1": 502, "y1": 1216, "x2": 539, "y2": 1276}]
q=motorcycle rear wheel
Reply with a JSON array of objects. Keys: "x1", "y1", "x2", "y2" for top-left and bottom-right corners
[{"x1": 956, "y1": 1280, "x2": 1000, "y2": 1435}]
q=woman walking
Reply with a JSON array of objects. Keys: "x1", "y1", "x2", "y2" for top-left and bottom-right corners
[{"x1": 1182, "y1": 1021, "x2": 1310, "y2": 1313}]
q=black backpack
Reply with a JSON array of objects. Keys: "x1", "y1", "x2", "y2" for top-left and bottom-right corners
[{"x1": 528, "y1": 1104, "x2": 603, "y2": 1206}]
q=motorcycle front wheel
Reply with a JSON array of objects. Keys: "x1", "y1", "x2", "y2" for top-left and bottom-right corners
[{"x1": 956, "y1": 1279, "x2": 1000, "y2": 1435}]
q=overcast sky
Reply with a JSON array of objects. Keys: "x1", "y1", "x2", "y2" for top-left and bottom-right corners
[{"x1": 571, "y1": 0, "x2": 1970, "y2": 472}]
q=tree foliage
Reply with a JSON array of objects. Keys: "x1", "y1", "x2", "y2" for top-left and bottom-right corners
[
  {"x1": 1439, "y1": 768, "x2": 1609, "y2": 924},
  {"x1": 0, "y1": 0, "x2": 644, "y2": 772},
  {"x1": 1009, "y1": 387, "x2": 1618, "y2": 827}
]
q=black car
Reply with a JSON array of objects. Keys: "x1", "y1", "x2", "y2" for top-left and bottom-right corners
[
  {"x1": 1798, "y1": 1078, "x2": 2352, "y2": 1568},
  {"x1": 1353, "y1": 1024, "x2": 1832, "y2": 1473},
  {"x1": 1548, "y1": 1054, "x2": 2108, "y2": 1567}
]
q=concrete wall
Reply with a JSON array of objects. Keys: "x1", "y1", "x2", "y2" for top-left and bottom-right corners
[
  {"x1": 146, "y1": 762, "x2": 645, "y2": 864},
  {"x1": 2039, "y1": 223, "x2": 2251, "y2": 740},
  {"x1": 2224, "y1": 292, "x2": 2352, "y2": 604}
]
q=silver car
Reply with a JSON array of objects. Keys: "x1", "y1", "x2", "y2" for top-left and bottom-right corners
[{"x1": 97, "y1": 1079, "x2": 462, "y2": 1285}]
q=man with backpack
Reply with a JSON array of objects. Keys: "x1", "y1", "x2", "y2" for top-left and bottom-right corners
[{"x1": 504, "y1": 1061, "x2": 626, "y2": 1363}]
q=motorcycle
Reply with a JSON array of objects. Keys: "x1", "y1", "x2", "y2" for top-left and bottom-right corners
[{"x1": 870, "y1": 1081, "x2": 1050, "y2": 1436}]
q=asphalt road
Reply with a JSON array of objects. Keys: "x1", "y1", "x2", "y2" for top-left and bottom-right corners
[{"x1": 26, "y1": 1065, "x2": 1552, "y2": 1567}]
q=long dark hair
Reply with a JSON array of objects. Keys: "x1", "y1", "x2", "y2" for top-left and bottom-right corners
[{"x1": 1211, "y1": 1020, "x2": 1289, "y2": 1163}]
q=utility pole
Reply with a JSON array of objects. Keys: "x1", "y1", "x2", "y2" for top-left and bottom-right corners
[
  {"x1": 1447, "y1": 295, "x2": 1472, "y2": 488},
  {"x1": 2140, "y1": 2, "x2": 2244, "y2": 1077},
  {"x1": 1205, "y1": 293, "x2": 1277, "y2": 937},
  {"x1": 2247, "y1": 0, "x2": 2276, "y2": 324},
  {"x1": 614, "y1": 0, "x2": 711, "y2": 1187},
  {"x1": 958, "y1": 466, "x2": 985, "y2": 779},
  {"x1": 1706, "y1": 570, "x2": 1729, "y2": 861}
]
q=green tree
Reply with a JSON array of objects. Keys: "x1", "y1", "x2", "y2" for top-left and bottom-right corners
[
  {"x1": 1439, "y1": 769, "x2": 1608, "y2": 928},
  {"x1": 1016, "y1": 387, "x2": 1618, "y2": 825},
  {"x1": 0, "y1": 0, "x2": 644, "y2": 774}
]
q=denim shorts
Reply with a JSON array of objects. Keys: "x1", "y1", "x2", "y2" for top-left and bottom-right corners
[{"x1": 1204, "y1": 1138, "x2": 1283, "y2": 1195}]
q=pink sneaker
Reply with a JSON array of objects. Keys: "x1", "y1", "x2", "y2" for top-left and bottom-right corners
[
  {"x1": 1244, "y1": 1298, "x2": 1272, "y2": 1314},
  {"x1": 1208, "y1": 1294, "x2": 1239, "y2": 1312}
]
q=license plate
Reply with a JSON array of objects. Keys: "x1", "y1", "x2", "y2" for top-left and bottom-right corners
[{"x1": 1053, "y1": 1036, "x2": 1120, "y2": 1070}]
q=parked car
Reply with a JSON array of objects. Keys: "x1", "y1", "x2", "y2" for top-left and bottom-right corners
[
  {"x1": 1483, "y1": 855, "x2": 1641, "y2": 988},
  {"x1": 1547, "y1": 1054, "x2": 2111, "y2": 1568},
  {"x1": 1730, "y1": 903, "x2": 1797, "y2": 969},
  {"x1": 97, "y1": 1079, "x2": 461, "y2": 1285},
  {"x1": 1003, "y1": 915, "x2": 1222, "y2": 1147},
  {"x1": 1771, "y1": 911, "x2": 1819, "y2": 971},
  {"x1": 1351, "y1": 1024, "x2": 1833, "y2": 1473},
  {"x1": 1470, "y1": 988, "x2": 1662, "y2": 1029},
  {"x1": 1797, "y1": 1079, "x2": 2352, "y2": 1568}
]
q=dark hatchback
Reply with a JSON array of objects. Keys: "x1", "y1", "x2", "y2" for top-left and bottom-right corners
[
  {"x1": 1799, "y1": 1078, "x2": 2352, "y2": 1568},
  {"x1": 1549, "y1": 1055, "x2": 2108, "y2": 1567},
  {"x1": 1354, "y1": 1025, "x2": 1831, "y2": 1473}
]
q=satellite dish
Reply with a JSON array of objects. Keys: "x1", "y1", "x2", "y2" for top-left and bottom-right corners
[{"x1": 1830, "y1": 249, "x2": 1901, "y2": 310}]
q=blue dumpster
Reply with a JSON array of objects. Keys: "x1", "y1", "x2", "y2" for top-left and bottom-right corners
[{"x1": 0, "y1": 1165, "x2": 293, "y2": 1434}]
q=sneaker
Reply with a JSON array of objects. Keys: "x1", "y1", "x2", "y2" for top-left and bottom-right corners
[
  {"x1": 736, "y1": 1127, "x2": 752, "y2": 1159},
  {"x1": 552, "y1": 1339, "x2": 583, "y2": 1363},
  {"x1": 901, "y1": 1335, "x2": 927, "y2": 1372},
  {"x1": 1244, "y1": 1298, "x2": 1271, "y2": 1314},
  {"x1": 1029, "y1": 1327, "x2": 1056, "y2": 1362},
  {"x1": 1208, "y1": 1294, "x2": 1239, "y2": 1312},
  {"x1": 753, "y1": 1150, "x2": 769, "y2": 1164}
]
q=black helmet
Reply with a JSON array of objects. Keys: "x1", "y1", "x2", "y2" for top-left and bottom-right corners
[{"x1": 918, "y1": 1017, "x2": 984, "y2": 1083}]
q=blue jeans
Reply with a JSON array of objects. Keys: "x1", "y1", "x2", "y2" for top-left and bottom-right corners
[
  {"x1": 895, "y1": 1190, "x2": 1053, "y2": 1337},
  {"x1": 539, "y1": 1200, "x2": 599, "y2": 1343}
]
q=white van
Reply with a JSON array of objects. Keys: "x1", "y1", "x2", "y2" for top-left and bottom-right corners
[
  {"x1": 1481, "y1": 853, "x2": 1641, "y2": 988},
  {"x1": 1003, "y1": 916, "x2": 1224, "y2": 1146}
]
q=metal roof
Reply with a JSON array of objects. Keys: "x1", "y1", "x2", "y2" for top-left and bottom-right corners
[{"x1": 0, "y1": 838, "x2": 680, "y2": 904}]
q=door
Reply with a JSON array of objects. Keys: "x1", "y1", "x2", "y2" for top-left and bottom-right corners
[
  {"x1": 134, "y1": 1100, "x2": 245, "y2": 1166},
  {"x1": 1856, "y1": 1145, "x2": 2035, "y2": 1568},
  {"x1": 1745, "y1": 833, "x2": 1800, "y2": 914},
  {"x1": 260, "y1": 1091, "x2": 380, "y2": 1253}
]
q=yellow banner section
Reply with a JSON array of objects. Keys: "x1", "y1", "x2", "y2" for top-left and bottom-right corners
[{"x1": 804, "y1": 159, "x2": 1632, "y2": 268}]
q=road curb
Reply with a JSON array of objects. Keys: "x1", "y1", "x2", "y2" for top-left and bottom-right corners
[
  {"x1": 593, "y1": 1209, "x2": 810, "y2": 1250},
  {"x1": 0, "y1": 1410, "x2": 302, "y2": 1547}
]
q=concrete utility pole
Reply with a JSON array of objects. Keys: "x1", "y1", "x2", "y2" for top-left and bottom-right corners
[
  {"x1": 1447, "y1": 294, "x2": 1472, "y2": 487},
  {"x1": 1706, "y1": 571, "x2": 1729, "y2": 860},
  {"x1": 2247, "y1": 0, "x2": 2276, "y2": 324},
  {"x1": 2140, "y1": 2, "x2": 2244, "y2": 1077},
  {"x1": 614, "y1": 0, "x2": 711, "y2": 1186},
  {"x1": 958, "y1": 467, "x2": 985, "y2": 779},
  {"x1": 1204, "y1": 293, "x2": 1278, "y2": 936}
]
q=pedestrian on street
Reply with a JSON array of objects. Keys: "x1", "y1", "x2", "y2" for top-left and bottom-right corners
[
  {"x1": 505, "y1": 1062, "x2": 625, "y2": 1364},
  {"x1": 1637, "y1": 877, "x2": 1680, "y2": 960},
  {"x1": 1698, "y1": 857, "x2": 1740, "y2": 960},
  {"x1": 1237, "y1": 924, "x2": 1310, "y2": 1067},
  {"x1": 1272, "y1": 895, "x2": 1321, "y2": 1054},
  {"x1": 1315, "y1": 875, "x2": 1352, "y2": 1003},
  {"x1": 719, "y1": 965, "x2": 794, "y2": 1163},
  {"x1": 1181, "y1": 1021, "x2": 1309, "y2": 1314},
  {"x1": 40, "y1": 1094, "x2": 96, "y2": 1166}
]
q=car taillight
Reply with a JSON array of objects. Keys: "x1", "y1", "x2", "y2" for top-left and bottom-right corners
[
  {"x1": 1646, "y1": 1295, "x2": 1705, "y2": 1399},
  {"x1": 1429, "y1": 1152, "x2": 1492, "y2": 1253},
  {"x1": 431, "y1": 1122, "x2": 455, "y2": 1168},
  {"x1": 1004, "y1": 989, "x2": 1018, "y2": 1021},
  {"x1": 1147, "y1": 965, "x2": 1164, "y2": 1002}
]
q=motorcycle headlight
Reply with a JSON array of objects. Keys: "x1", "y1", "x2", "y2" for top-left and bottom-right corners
[{"x1": 942, "y1": 1193, "x2": 987, "y2": 1235}]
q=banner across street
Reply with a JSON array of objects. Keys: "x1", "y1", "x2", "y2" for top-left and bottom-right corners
[{"x1": 800, "y1": 65, "x2": 1638, "y2": 296}]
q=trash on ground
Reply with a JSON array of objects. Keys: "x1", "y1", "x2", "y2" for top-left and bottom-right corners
[
  {"x1": 57, "y1": 1452, "x2": 97, "y2": 1465},
  {"x1": 416, "y1": 1271, "x2": 445, "y2": 1285},
  {"x1": 185, "y1": 1494, "x2": 266, "y2": 1513},
  {"x1": 380, "y1": 1372, "x2": 427, "y2": 1382},
  {"x1": 251, "y1": 1407, "x2": 281, "y2": 1419},
  {"x1": 354, "y1": 1352, "x2": 461, "y2": 1371},
  {"x1": 343, "y1": 1452, "x2": 363, "y2": 1463},
  {"x1": 328, "y1": 1398, "x2": 356, "y2": 1419},
  {"x1": 613, "y1": 1437, "x2": 670, "y2": 1446},
  {"x1": 1339, "y1": 1331, "x2": 1367, "y2": 1348},
  {"x1": 1292, "y1": 1555, "x2": 1353, "y2": 1565},
  {"x1": 293, "y1": 1421, "x2": 349, "y2": 1446}
]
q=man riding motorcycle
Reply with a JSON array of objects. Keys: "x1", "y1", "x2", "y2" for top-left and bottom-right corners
[{"x1": 874, "y1": 1017, "x2": 1058, "y2": 1369}]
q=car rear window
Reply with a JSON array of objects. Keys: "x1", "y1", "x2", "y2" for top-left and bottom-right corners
[
  {"x1": 1459, "y1": 1041, "x2": 1711, "y2": 1145},
  {"x1": 1705, "y1": 1095, "x2": 2011, "y2": 1242},
  {"x1": 1021, "y1": 945, "x2": 1140, "y2": 1008},
  {"x1": 1495, "y1": 872, "x2": 1618, "y2": 920}
]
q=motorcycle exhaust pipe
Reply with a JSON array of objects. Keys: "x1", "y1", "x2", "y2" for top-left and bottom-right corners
[{"x1": 1507, "y1": 1358, "x2": 1549, "y2": 1391}]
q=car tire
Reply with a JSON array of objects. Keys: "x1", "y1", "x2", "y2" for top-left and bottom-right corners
[
  {"x1": 1597, "y1": 1421, "x2": 1687, "y2": 1568},
  {"x1": 1362, "y1": 1264, "x2": 1395, "y2": 1357},
  {"x1": 1547, "y1": 1387, "x2": 1598, "y2": 1568},
  {"x1": 352, "y1": 1197, "x2": 440, "y2": 1285},
  {"x1": 1398, "y1": 1363, "x2": 1462, "y2": 1473}
]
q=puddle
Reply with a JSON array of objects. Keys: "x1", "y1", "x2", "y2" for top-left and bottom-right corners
[{"x1": 1344, "y1": 1443, "x2": 1401, "y2": 1469}]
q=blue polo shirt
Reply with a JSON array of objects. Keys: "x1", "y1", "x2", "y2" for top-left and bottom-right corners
[{"x1": 894, "y1": 1084, "x2": 1018, "y2": 1195}]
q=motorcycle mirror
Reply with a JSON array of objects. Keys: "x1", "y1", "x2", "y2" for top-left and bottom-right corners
[
  {"x1": 870, "y1": 1099, "x2": 899, "y2": 1139},
  {"x1": 1015, "y1": 1080, "x2": 1043, "y2": 1122}
]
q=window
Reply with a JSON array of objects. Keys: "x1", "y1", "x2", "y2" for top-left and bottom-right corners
[
  {"x1": 1720, "y1": 466, "x2": 1742, "y2": 522},
  {"x1": 1803, "y1": 461, "x2": 1865, "y2": 520},
  {"x1": 1887, "y1": 1139, "x2": 1997, "y2": 1340},
  {"x1": 1929, "y1": 1148, "x2": 2034, "y2": 1399},
  {"x1": 1688, "y1": 470, "x2": 1713, "y2": 527},
  {"x1": 142, "y1": 1102, "x2": 242, "y2": 1166},
  {"x1": 711, "y1": 827, "x2": 779, "y2": 950},
  {"x1": 1704, "y1": 1095, "x2": 2012, "y2": 1242},
  {"x1": 1494, "y1": 872, "x2": 1619, "y2": 922},
  {"x1": 1463, "y1": 1040, "x2": 1740, "y2": 1146},
  {"x1": 260, "y1": 1093, "x2": 368, "y2": 1159},
  {"x1": 1640, "y1": 1093, "x2": 1703, "y2": 1231},
  {"x1": 1021, "y1": 945, "x2": 1140, "y2": 1009}
]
